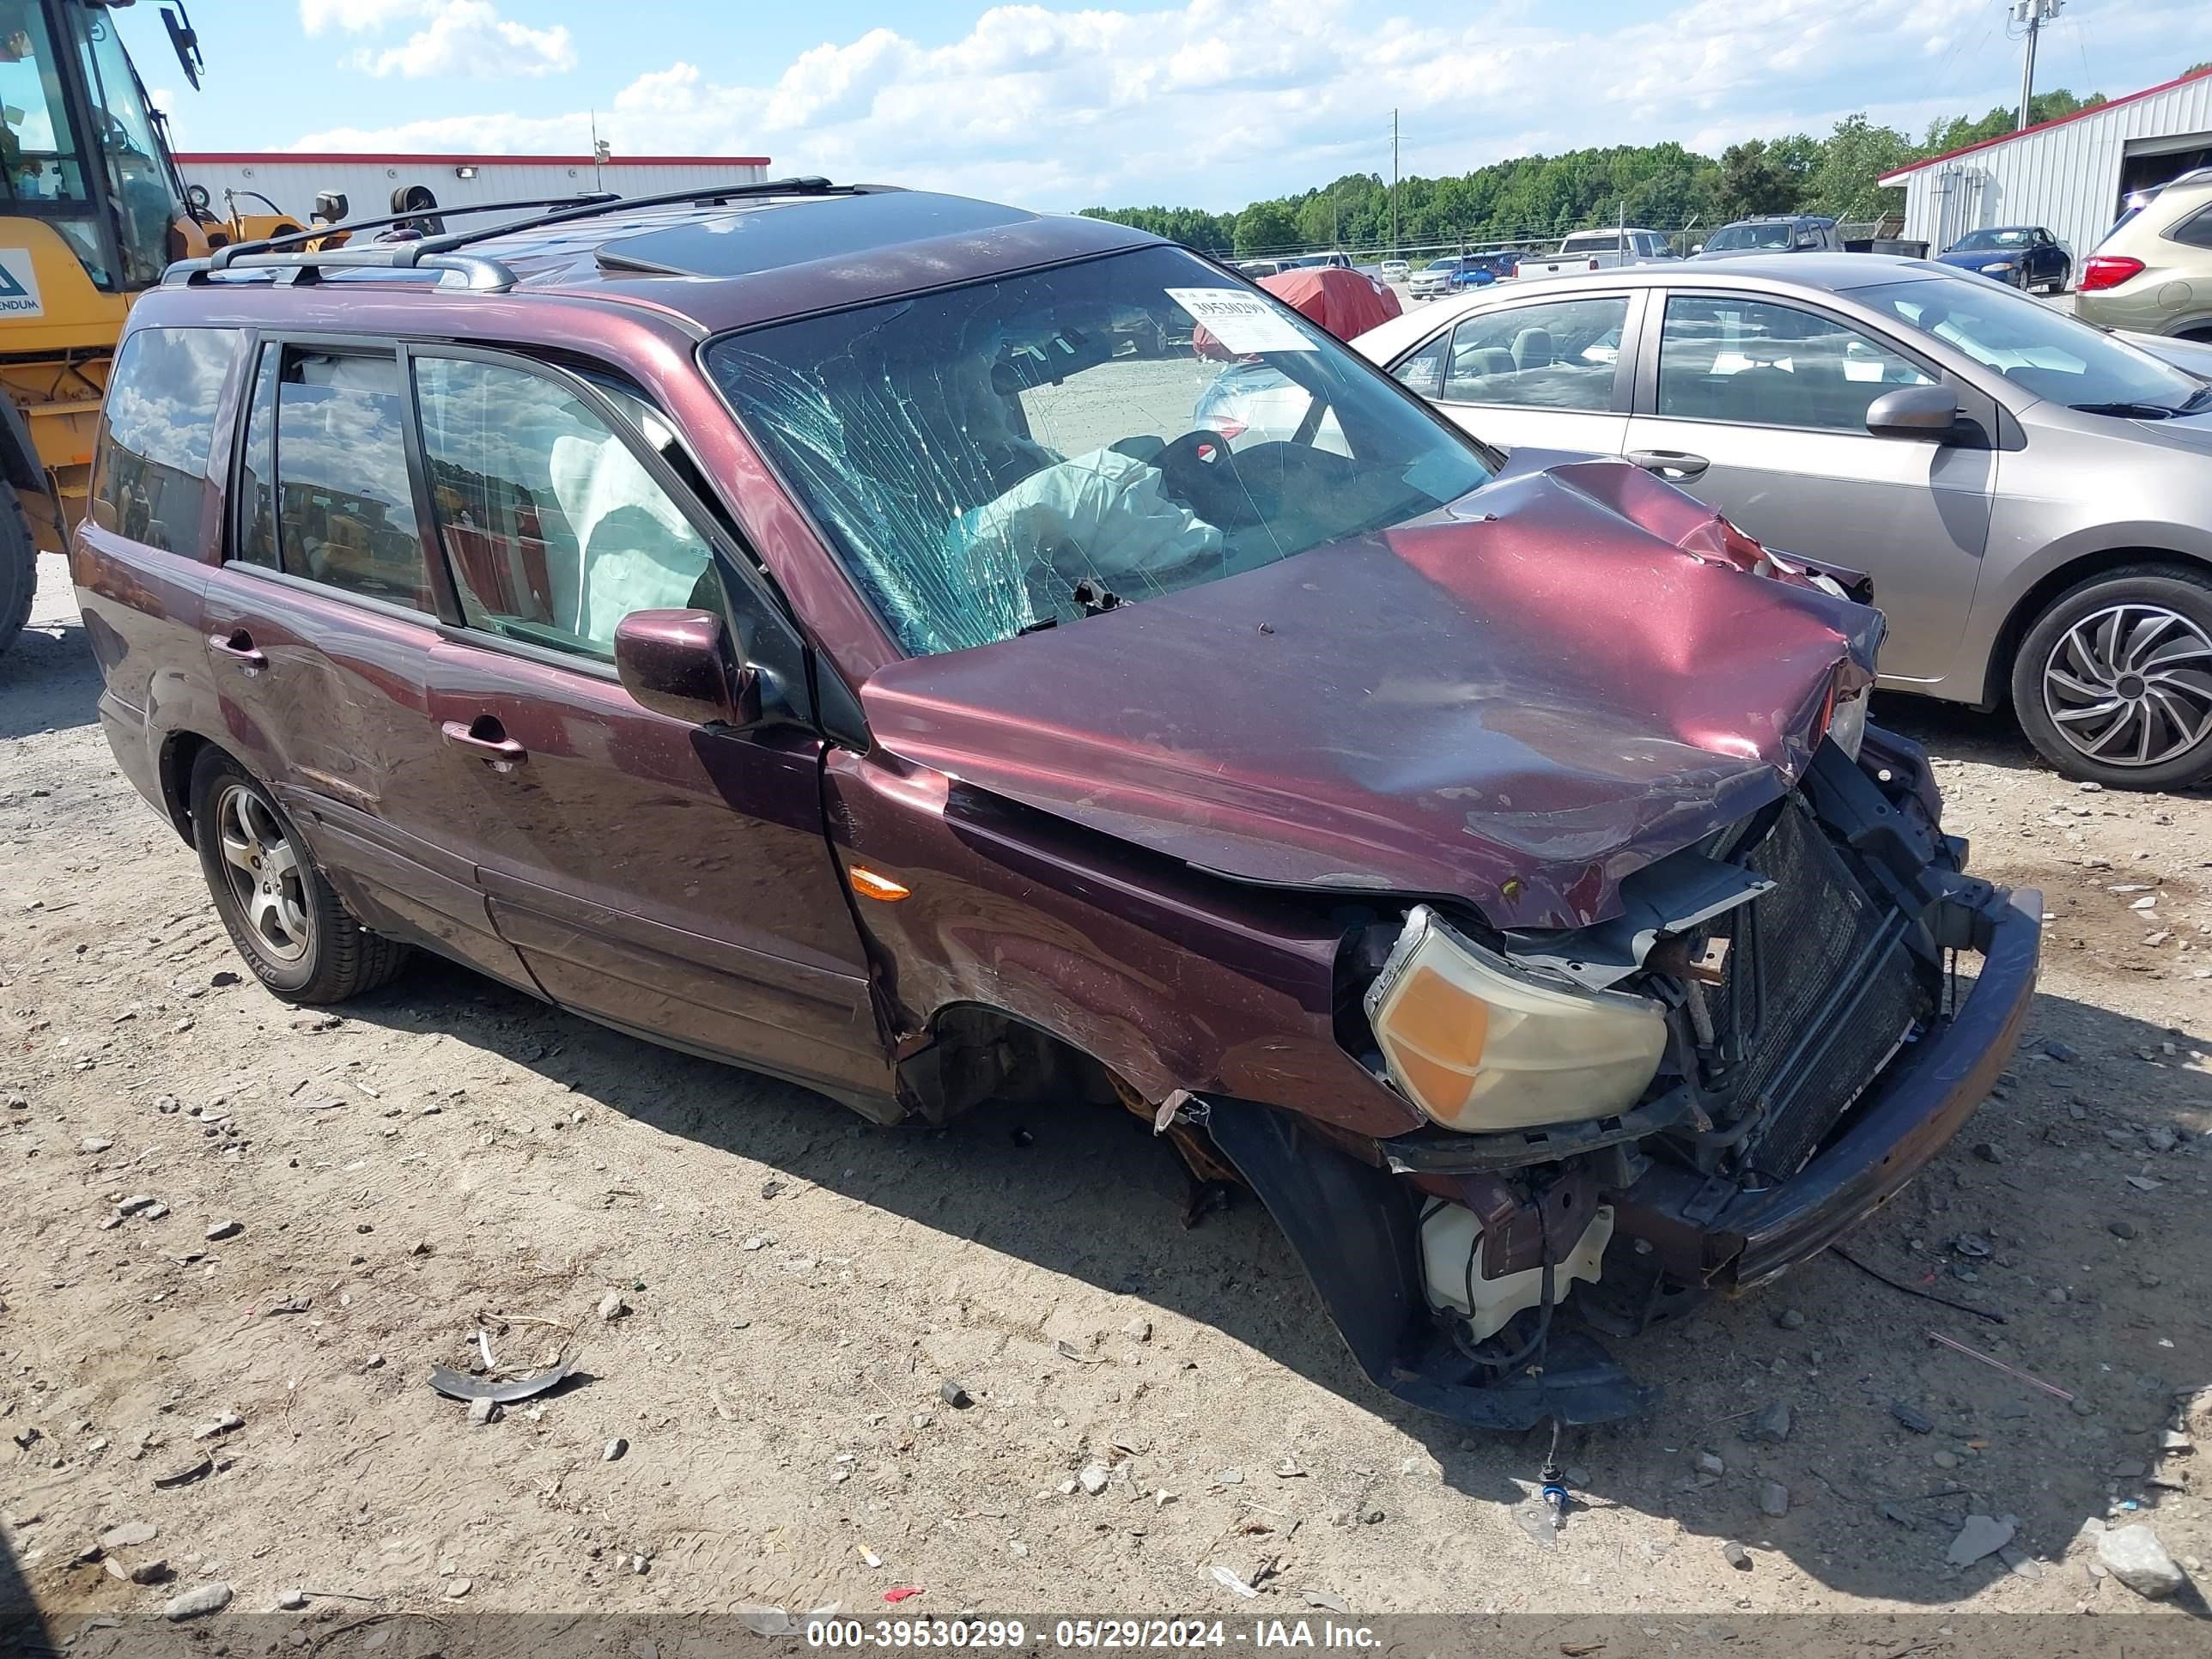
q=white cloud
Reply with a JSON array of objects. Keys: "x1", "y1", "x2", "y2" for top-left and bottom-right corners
[
  {"x1": 299, "y1": 0, "x2": 439, "y2": 33},
  {"x1": 298, "y1": 0, "x2": 574, "y2": 79},
  {"x1": 287, "y1": 0, "x2": 2204, "y2": 209}
]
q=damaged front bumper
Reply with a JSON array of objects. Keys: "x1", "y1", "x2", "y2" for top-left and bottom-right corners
[
  {"x1": 1205, "y1": 737, "x2": 2044, "y2": 1433},
  {"x1": 1698, "y1": 882, "x2": 2040, "y2": 1289}
]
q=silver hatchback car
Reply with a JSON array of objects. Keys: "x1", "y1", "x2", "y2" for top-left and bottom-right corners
[{"x1": 1356, "y1": 257, "x2": 2212, "y2": 787}]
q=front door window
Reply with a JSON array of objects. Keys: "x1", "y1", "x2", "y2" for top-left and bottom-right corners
[
  {"x1": 1656, "y1": 295, "x2": 1933, "y2": 431},
  {"x1": 411, "y1": 356, "x2": 719, "y2": 659}
]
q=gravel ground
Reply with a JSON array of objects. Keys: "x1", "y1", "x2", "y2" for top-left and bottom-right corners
[{"x1": 3, "y1": 550, "x2": 2209, "y2": 1637}]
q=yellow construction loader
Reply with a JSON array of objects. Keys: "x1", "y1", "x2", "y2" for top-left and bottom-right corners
[{"x1": 0, "y1": 0, "x2": 298, "y2": 653}]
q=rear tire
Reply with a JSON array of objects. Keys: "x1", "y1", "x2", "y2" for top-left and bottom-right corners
[
  {"x1": 0, "y1": 484, "x2": 34, "y2": 659},
  {"x1": 2010, "y1": 563, "x2": 2212, "y2": 790},
  {"x1": 189, "y1": 748, "x2": 409, "y2": 1001}
]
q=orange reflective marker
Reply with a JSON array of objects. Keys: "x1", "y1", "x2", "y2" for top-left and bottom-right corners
[{"x1": 848, "y1": 866, "x2": 912, "y2": 902}]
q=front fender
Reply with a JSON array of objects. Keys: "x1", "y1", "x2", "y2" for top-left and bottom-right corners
[{"x1": 821, "y1": 748, "x2": 1425, "y2": 1140}]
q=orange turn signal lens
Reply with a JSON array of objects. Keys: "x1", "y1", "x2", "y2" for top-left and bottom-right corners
[{"x1": 848, "y1": 866, "x2": 912, "y2": 902}]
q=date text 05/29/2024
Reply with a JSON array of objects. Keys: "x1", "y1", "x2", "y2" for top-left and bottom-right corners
[{"x1": 804, "y1": 1619, "x2": 1379, "y2": 1650}]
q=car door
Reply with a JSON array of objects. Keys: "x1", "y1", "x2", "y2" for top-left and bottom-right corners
[
  {"x1": 1386, "y1": 292, "x2": 1636, "y2": 455},
  {"x1": 404, "y1": 347, "x2": 890, "y2": 1106},
  {"x1": 2034, "y1": 229, "x2": 2067, "y2": 288},
  {"x1": 1622, "y1": 290, "x2": 1996, "y2": 684},
  {"x1": 202, "y1": 336, "x2": 538, "y2": 994}
]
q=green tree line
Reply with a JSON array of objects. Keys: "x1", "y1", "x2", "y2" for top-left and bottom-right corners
[{"x1": 1082, "y1": 88, "x2": 2123, "y2": 258}]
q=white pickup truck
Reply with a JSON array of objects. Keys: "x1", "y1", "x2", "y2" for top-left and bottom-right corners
[{"x1": 1513, "y1": 228, "x2": 1679, "y2": 280}]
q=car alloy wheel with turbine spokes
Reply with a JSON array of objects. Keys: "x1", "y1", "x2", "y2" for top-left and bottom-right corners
[
  {"x1": 213, "y1": 781, "x2": 313, "y2": 963},
  {"x1": 2041, "y1": 602, "x2": 2212, "y2": 769}
]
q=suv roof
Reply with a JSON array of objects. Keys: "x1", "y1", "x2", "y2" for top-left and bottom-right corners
[{"x1": 163, "y1": 180, "x2": 1160, "y2": 336}]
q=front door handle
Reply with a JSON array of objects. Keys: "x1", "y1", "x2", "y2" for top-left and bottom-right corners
[
  {"x1": 207, "y1": 630, "x2": 267, "y2": 672},
  {"x1": 1626, "y1": 448, "x2": 1711, "y2": 481},
  {"x1": 441, "y1": 717, "x2": 527, "y2": 770}
]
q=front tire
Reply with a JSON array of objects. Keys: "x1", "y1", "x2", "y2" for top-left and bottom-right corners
[
  {"x1": 189, "y1": 748, "x2": 408, "y2": 1001},
  {"x1": 0, "y1": 484, "x2": 34, "y2": 659},
  {"x1": 2011, "y1": 564, "x2": 2212, "y2": 789}
]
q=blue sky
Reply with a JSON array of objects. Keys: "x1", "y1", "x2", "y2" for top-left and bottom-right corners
[{"x1": 118, "y1": 0, "x2": 2209, "y2": 210}]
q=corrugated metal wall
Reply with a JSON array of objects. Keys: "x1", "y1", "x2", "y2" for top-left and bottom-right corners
[
  {"x1": 1891, "y1": 74, "x2": 2212, "y2": 266},
  {"x1": 175, "y1": 157, "x2": 770, "y2": 226}
]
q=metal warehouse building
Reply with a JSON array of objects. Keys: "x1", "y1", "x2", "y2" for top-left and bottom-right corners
[
  {"x1": 173, "y1": 152, "x2": 772, "y2": 227},
  {"x1": 1880, "y1": 64, "x2": 2212, "y2": 264}
]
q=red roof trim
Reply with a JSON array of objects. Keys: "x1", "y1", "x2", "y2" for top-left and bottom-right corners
[
  {"x1": 1877, "y1": 64, "x2": 2212, "y2": 183},
  {"x1": 174, "y1": 151, "x2": 773, "y2": 168}
]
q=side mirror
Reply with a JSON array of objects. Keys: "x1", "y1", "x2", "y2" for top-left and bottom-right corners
[
  {"x1": 1689, "y1": 243, "x2": 1704, "y2": 255},
  {"x1": 614, "y1": 609, "x2": 761, "y2": 730},
  {"x1": 1865, "y1": 385, "x2": 1960, "y2": 439}
]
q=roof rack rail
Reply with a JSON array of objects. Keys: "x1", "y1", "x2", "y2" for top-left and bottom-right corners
[{"x1": 162, "y1": 176, "x2": 878, "y2": 292}]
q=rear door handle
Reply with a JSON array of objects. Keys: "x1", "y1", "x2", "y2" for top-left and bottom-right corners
[
  {"x1": 441, "y1": 716, "x2": 527, "y2": 769},
  {"x1": 1626, "y1": 449, "x2": 1711, "y2": 481},
  {"x1": 207, "y1": 630, "x2": 266, "y2": 672}
]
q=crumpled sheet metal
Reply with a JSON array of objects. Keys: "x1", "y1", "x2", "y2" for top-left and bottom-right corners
[{"x1": 860, "y1": 456, "x2": 1881, "y2": 933}]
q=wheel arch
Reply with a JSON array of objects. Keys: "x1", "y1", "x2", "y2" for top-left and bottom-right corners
[
  {"x1": 891, "y1": 998, "x2": 1126, "y2": 1126},
  {"x1": 156, "y1": 729, "x2": 217, "y2": 845},
  {"x1": 1985, "y1": 545, "x2": 2212, "y2": 713}
]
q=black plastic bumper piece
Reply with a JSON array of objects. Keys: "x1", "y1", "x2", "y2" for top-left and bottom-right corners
[{"x1": 1205, "y1": 1097, "x2": 1657, "y2": 1431}]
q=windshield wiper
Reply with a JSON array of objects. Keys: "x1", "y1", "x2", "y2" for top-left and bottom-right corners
[
  {"x1": 1071, "y1": 579, "x2": 1123, "y2": 617},
  {"x1": 2179, "y1": 381, "x2": 2212, "y2": 414},
  {"x1": 2070, "y1": 400, "x2": 2179, "y2": 418}
]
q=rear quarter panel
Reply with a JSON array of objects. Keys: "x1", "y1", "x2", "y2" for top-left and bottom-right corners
[{"x1": 68, "y1": 323, "x2": 248, "y2": 825}]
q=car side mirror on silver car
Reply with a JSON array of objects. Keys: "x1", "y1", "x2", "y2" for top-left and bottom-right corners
[
  {"x1": 614, "y1": 609, "x2": 763, "y2": 730},
  {"x1": 1865, "y1": 385, "x2": 1960, "y2": 439}
]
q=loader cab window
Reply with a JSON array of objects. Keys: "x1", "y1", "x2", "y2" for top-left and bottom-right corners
[
  {"x1": 69, "y1": 2, "x2": 176, "y2": 286},
  {"x1": 0, "y1": 3, "x2": 92, "y2": 207}
]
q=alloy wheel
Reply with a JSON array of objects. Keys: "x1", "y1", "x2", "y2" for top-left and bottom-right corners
[
  {"x1": 214, "y1": 784, "x2": 313, "y2": 963},
  {"x1": 2040, "y1": 603, "x2": 2212, "y2": 768}
]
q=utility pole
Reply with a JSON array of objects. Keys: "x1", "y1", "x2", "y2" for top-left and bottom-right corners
[
  {"x1": 2014, "y1": 0, "x2": 2062, "y2": 131},
  {"x1": 590, "y1": 110, "x2": 608, "y2": 191},
  {"x1": 1390, "y1": 109, "x2": 1400, "y2": 258}
]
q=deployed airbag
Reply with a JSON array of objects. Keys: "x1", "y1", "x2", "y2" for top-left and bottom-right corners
[{"x1": 949, "y1": 447, "x2": 1222, "y2": 605}]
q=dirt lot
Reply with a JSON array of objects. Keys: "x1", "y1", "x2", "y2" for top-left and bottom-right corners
[{"x1": 3, "y1": 550, "x2": 2211, "y2": 1639}]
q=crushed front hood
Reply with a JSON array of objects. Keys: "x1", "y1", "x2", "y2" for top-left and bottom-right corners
[{"x1": 860, "y1": 457, "x2": 1882, "y2": 931}]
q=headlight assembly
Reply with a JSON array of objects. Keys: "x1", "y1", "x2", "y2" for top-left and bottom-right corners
[{"x1": 1362, "y1": 906, "x2": 1668, "y2": 1133}]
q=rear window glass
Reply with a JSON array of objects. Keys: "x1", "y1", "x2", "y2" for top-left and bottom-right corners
[
  {"x1": 2171, "y1": 204, "x2": 2212, "y2": 251},
  {"x1": 91, "y1": 326, "x2": 238, "y2": 551},
  {"x1": 234, "y1": 345, "x2": 433, "y2": 611}
]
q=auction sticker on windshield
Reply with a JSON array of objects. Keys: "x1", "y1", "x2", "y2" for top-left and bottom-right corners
[{"x1": 1167, "y1": 289, "x2": 1316, "y2": 353}]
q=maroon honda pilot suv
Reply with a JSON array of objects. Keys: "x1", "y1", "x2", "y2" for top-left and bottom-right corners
[{"x1": 72, "y1": 180, "x2": 2041, "y2": 1428}]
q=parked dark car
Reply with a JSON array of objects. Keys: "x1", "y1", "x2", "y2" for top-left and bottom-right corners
[
  {"x1": 1935, "y1": 225, "x2": 2071, "y2": 294},
  {"x1": 75, "y1": 184, "x2": 2039, "y2": 1431},
  {"x1": 1692, "y1": 216, "x2": 1840, "y2": 258}
]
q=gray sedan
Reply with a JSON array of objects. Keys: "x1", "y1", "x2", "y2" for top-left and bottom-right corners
[{"x1": 1355, "y1": 256, "x2": 2212, "y2": 787}]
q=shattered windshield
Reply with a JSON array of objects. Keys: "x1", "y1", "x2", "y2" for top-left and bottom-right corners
[{"x1": 705, "y1": 246, "x2": 1493, "y2": 656}]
